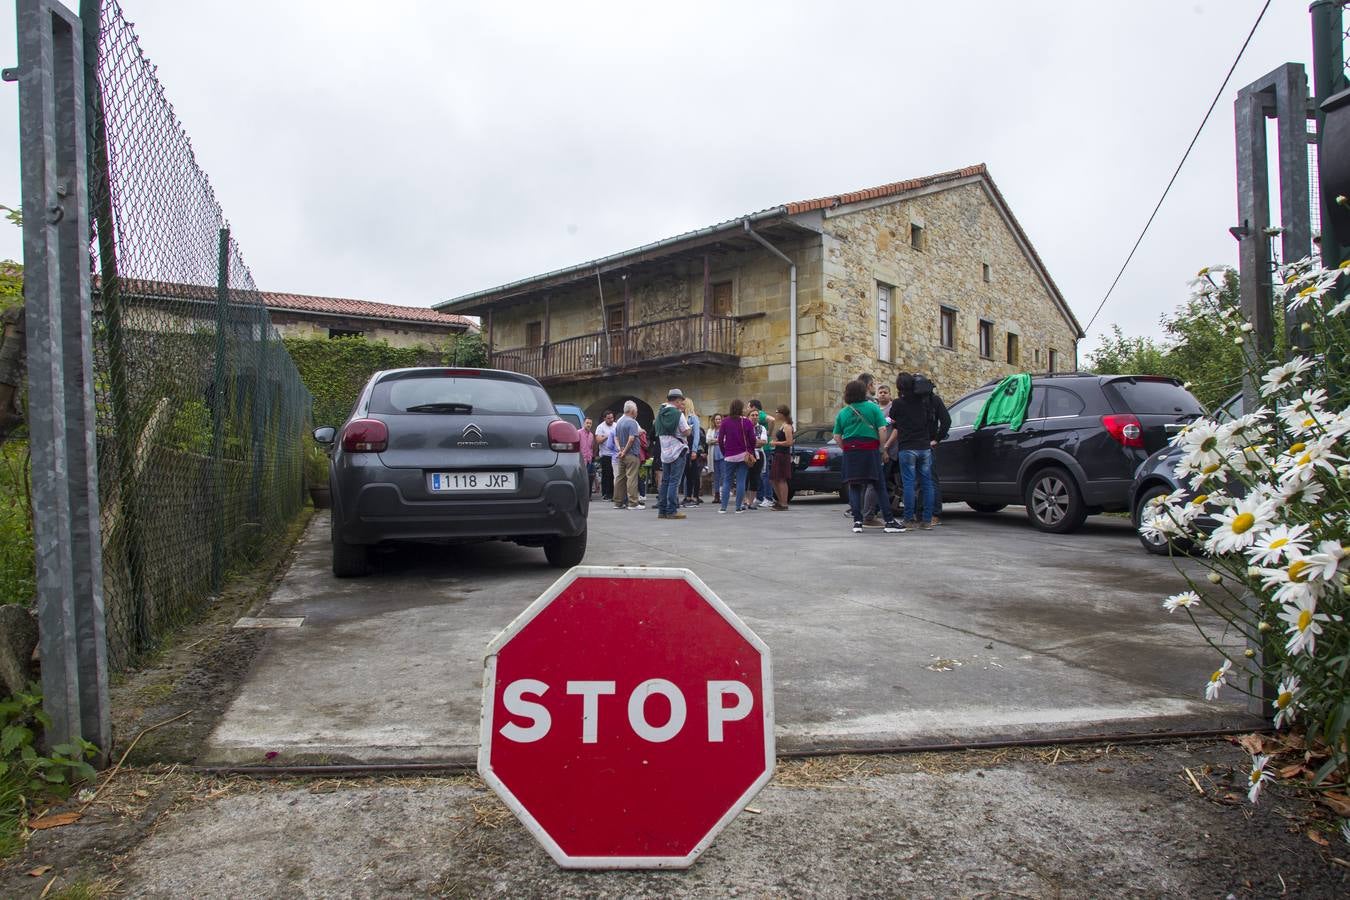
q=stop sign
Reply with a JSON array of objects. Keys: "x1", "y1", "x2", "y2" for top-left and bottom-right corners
[{"x1": 477, "y1": 566, "x2": 775, "y2": 869}]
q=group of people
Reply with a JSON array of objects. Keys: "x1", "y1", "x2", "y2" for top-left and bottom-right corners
[
  {"x1": 832, "y1": 371, "x2": 950, "y2": 534},
  {"x1": 579, "y1": 392, "x2": 794, "y2": 519},
  {"x1": 575, "y1": 370, "x2": 949, "y2": 533}
]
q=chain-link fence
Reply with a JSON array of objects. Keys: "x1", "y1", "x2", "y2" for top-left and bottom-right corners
[{"x1": 86, "y1": 0, "x2": 312, "y2": 670}]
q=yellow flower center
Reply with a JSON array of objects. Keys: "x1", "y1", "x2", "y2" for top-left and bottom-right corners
[
  {"x1": 1298, "y1": 285, "x2": 1316, "y2": 297},
  {"x1": 1297, "y1": 452, "x2": 1312, "y2": 467},
  {"x1": 1297, "y1": 609, "x2": 1312, "y2": 632},
  {"x1": 1301, "y1": 418, "x2": 1315, "y2": 429},
  {"x1": 1231, "y1": 512, "x2": 1256, "y2": 534},
  {"x1": 1210, "y1": 668, "x2": 1224, "y2": 683},
  {"x1": 1269, "y1": 537, "x2": 1289, "y2": 550},
  {"x1": 1250, "y1": 770, "x2": 1262, "y2": 785},
  {"x1": 1192, "y1": 494, "x2": 1209, "y2": 506},
  {"x1": 1202, "y1": 463, "x2": 1221, "y2": 475},
  {"x1": 1200, "y1": 437, "x2": 1218, "y2": 452},
  {"x1": 1288, "y1": 559, "x2": 1311, "y2": 583},
  {"x1": 1289, "y1": 442, "x2": 1306, "y2": 454},
  {"x1": 1276, "y1": 691, "x2": 1292, "y2": 709}
]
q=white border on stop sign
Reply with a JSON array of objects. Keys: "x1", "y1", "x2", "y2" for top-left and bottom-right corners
[{"x1": 477, "y1": 565, "x2": 776, "y2": 870}]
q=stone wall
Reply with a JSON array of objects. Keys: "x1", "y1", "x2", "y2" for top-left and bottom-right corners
[
  {"x1": 270, "y1": 314, "x2": 464, "y2": 350},
  {"x1": 818, "y1": 180, "x2": 1080, "y2": 409}
]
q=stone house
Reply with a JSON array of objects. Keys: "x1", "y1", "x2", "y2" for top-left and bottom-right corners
[
  {"x1": 435, "y1": 164, "x2": 1082, "y2": 428},
  {"x1": 262, "y1": 291, "x2": 476, "y2": 348}
]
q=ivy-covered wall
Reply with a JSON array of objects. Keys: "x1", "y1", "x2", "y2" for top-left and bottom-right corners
[{"x1": 285, "y1": 333, "x2": 486, "y2": 426}]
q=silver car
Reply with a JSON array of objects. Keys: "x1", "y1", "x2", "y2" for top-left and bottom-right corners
[{"x1": 313, "y1": 367, "x2": 589, "y2": 576}]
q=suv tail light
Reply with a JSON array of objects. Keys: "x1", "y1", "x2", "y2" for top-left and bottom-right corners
[
  {"x1": 342, "y1": 418, "x2": 389, "y2": 452},
  {"x1": 548, "y1": 419, "x2": 581, "y2": 452},
  {"x1": 810, "y1": 449, "x2": 829, "y2": 466},
  {"x1": 1101, "y1": 414, "x2": 1144, "y2": 448}
]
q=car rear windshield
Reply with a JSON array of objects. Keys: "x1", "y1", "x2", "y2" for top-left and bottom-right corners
[
  {"x1": 369, "y1": 374, "x2": 553, "y2": 416},
  {"x1": 1102, "y1": 378, "x2": 1204, "y2": 416},
  {"x1": 557, "y1": 412, "x2": 582, "y2": 428}
]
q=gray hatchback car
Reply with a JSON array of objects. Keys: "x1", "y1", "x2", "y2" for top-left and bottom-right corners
[{"x1": 313, "y1": 367, "x2": 589, "y2": 577}]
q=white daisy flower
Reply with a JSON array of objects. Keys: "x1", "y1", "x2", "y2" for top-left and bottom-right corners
[
  {"x1": 1278, "y1": 595, "x2": 1330, "y2": 656},
  {"x1": 1262, "y1": 557, "x2": 1329, "y2": 607},
  {"x1": 1163, "y1": 590, "x2": 1201, "y2": 613},
  {"x1": 1247, "y1": 754, "x2": 1272, "y2": 804},
  {"x1": 1286, "y1": 272, "x2": 1342, "y2": 311},
  {"x1": 1330, "y1": 296, "x2": 1350, "y2": 317},
  {"x1": 1272, "y1": 676, "x2": 1301, "y2": 729},
  {"x1": 1206, "y1": 495, "x2": 1276, "y2": 555},
  {"x1": 1259, "y1": 357, "x2": 1315, "y2": 397},
  {"x1": 1226, "y1": 444, "x2": 1270, "y2": 478},
  {"x1": 1342, "y1": 819, "x2": 1350, "y2": 845},
  {"x1": 1278, "y1": 476, "x2": 1325, "y2": 506},
  {"x1": 1278, "y1": 436, "x2": 1345, "y2": 481},
  {"x1": 1247, "y1": 523, "x2": 1312, "y2": 567},
  {"x1": 1277, "y1": 389, "x2": 1329, "y2": 433},
  {"x1": 1302, "y1": 541, "x2": 1346, "y2": 582},
  {"x1": 1174, "y1": 421, "x2": 1229, "y2": 470},
  {"x1": 1222, "y1": 411, "x2": 1272, "y2": 442},
  {"x1": 1204, "y1": 659, "x2": 1231, "y2": 700}
]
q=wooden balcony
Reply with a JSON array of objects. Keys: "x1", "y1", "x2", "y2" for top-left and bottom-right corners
[{"x1": 490, "y1": 313, "x2": 739, "y2": 384}]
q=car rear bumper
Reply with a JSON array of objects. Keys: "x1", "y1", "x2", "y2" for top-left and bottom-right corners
[
  {"x1": 337, "y1": 478, "x2": 587, "y2": 544},
  {"x1": 1082, "y1": 477, "x2": 1134, "y2": 510},
  {"x1": 791, "y1": 467, "x2": 842, "y2": 494}
]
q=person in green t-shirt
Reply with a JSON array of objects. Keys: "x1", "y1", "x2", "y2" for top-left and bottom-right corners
[
  {"x1": 748, "y1": 399, "x2": 775, "y2": 508},
  {"x1": 832, "y1": 379, "x2": 903, "y2": 535}
]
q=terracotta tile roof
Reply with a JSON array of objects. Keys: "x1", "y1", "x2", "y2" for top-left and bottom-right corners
[
  {"x1": 260, "y1": 290, "x2": 474, "y2": 328},
  {"x1": 784, "y1": 164, "x2": 989, "y2": 214}
]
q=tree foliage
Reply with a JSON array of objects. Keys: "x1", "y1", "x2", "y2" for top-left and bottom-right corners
[
  {"x1": 284, "y1": 332, "x2": 486, "y2": 428},
  {"x1": 1086, "y1": 267, "x2": 1269, "y2": 411}
]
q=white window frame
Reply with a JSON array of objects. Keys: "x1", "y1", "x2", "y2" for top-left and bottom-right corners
[{"x1": 877, "y1": 282, "x2": 893, "y2": 362}]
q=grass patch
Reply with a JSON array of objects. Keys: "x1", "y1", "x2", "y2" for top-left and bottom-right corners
[{"x1": 0, "y1": 439, "x2": 33, "y2": 606}]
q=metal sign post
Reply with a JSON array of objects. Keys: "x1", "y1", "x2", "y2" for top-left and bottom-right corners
[{"x1": 16, "y1": 0, "x2": 110, "y2": 756}]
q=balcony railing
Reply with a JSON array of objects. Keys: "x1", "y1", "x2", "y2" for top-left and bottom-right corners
[{"x1": 491, "y1": 313, "x2": 739, "y2": 382}]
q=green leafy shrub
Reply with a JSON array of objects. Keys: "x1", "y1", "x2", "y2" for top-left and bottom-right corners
[
  {"x1": 0, "y1": 685, "x2": 98, "y2": 856},
  {"x1": 0, "y1": 441, "x2": 33, "y2": 607}
]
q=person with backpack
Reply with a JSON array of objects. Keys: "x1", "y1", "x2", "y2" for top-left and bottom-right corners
[
  {"x1": 885, "y1": 373, "x2": 951, "y2": 530},
  {"x1": 654, "y1": 388, "x2": 692, "y2": 520},
  {"x1": 832, "y1": 380, "x2": 904, "y2": 535}
]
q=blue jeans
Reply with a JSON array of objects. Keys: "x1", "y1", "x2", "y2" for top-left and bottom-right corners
[
  {"x1": 721, "y1": 459, "x2": 749, "y2": 511},
  {"x1": 757, "y1": 458, "x2": 772, "y2": 503},
  {"x1": 660, "y1": 453, "x2": 687, "y2": 515},
  {"x1": 712, "y1": 455, "x2": 725, "y2": 498},
  {"x1": 899, "y1": 448, "x2": 936, "y2": 525},
  {"x1": 848, "y1": 473, "x2": 896, "y2": 524}
]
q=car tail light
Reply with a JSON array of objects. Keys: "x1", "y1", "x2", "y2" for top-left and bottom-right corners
[
  {"x1": 1102, "y1": 414, "x2": 1144, "y2": 448},
  {"x1": 342, "y1": 418, "x2": 389, "y2": 452},
  {"x1": 548, "y1": 419, "x2": 581, "y2": 452},
  {"x1": 810, "y1": 449, "x2": 829, "y2": 467}
]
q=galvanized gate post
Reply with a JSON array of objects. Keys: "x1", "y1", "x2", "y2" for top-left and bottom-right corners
[
  {"x1": 16, "y1": 0, "x2": 110, "y2": 756},
  {"x1": 211, "y1": 227, "x2": 230, "y2": 589}
]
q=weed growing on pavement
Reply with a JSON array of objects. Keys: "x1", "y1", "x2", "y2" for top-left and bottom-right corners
[
  {"x1": 0, "y1": 685, "x2": 99, "y2": 856},
  {"x1": 1141, "y1": 257, "x2": 1349, "y2": 831}
]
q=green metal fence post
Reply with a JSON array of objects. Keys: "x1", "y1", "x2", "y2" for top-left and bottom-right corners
[{"x1": 211, "y1": 227, "x2": 229, "y2": 590}]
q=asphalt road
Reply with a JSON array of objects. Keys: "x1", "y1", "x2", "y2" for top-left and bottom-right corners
[{"x1": 202, "y1": 498, "x2": 1256, "y2": 765}]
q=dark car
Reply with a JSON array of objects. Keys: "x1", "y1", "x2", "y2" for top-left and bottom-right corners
[
  {"x1": 314, "y1": 367, "x2": 589, "y2": 577},
  {"x1": 789, "y1": 426, "x2": 846, "y2": 500},
  {"x1": 936, "y1": 373, "x2": 1205, "y2": 533},
  {"x1": 1129, "y1": 393, "x2": 1241, "y2": 554}
]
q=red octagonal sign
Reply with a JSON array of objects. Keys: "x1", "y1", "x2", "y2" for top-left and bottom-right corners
[{"x1": 478, "y1": 566, "x2": 775, "y2": 868}]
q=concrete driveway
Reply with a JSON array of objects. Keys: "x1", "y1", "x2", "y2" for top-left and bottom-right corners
[{"x1": 203, "y1": 499, "x2": 1257, "y2": 765}]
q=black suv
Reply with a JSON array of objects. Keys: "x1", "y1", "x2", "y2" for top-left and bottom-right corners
[{"x1": 936, "y1": 374, "x2": 1204, "y2": 533}]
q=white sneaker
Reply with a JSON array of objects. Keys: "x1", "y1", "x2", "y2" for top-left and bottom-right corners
[
  {"x1": 758, "y1": 499, "x2": 773, "y2": 508},
  {"x1": 718, "y1": 509, "x2": 727, "y2": 515}
]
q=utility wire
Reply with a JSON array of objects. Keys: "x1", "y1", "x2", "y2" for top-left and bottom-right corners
[{"x1": 1083, "y1": 0, "x2": 1273, "y2": 336}]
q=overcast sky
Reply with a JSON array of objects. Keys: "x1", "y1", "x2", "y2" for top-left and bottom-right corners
[{"x1": 0, "y1": 1, "x2": 1322, "y2": 352}]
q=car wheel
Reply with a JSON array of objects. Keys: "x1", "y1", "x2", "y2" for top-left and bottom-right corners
[
  {"x1": 331, "y1": 511, "x2": 370, "y2": 578},
  {"x1": 545, "y1": 529, "x2": 587, "y2": 568},
  {"x1": 1133, "y1": 484, "x2": 1190, "y2": 555},
  {"x1": 967, "y1": 502, "x2": 1007, "y2": 514},
  {"x1": 1024, "y1": 466, "x2": 1088, "y2": 534}
]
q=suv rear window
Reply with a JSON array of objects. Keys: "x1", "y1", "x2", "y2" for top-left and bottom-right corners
[
  {"x1": 1102, "y1": 378, "x2": 1203, "y2": 416},
  {"x1": 370, "y1": 374, "x2": 553, "y2": 416}
]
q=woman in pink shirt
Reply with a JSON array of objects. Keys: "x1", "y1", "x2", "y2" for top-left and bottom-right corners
[{"x1": 579, "y1": 417, "x2": 597, "y2": 495}]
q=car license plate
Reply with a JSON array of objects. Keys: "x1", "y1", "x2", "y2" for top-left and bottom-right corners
[{"x1": 429, "y1": 471, "x2": 517, "y2": 492}]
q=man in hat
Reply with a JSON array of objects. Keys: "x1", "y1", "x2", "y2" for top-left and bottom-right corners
[{"x1": 655, "y1": 388, "x2": 692, "y2": 519}]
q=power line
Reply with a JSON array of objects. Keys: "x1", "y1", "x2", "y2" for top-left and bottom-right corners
[{"x1": 1083, "y1": 0, "x2": 1274, "y2": 336}]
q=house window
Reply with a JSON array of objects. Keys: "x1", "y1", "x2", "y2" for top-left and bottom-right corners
[
  {"x1": 1006, "y1": 332, "x2": 1020, "y2": 365},
  {"x1": 605, "y1": 304, "x2": 625, "y2": 332},
  {"x1": 978, "y1": 320, "x2": 993, "y2": 359},
  {"x1": 910, "y1": 223, "x2": 925, "y2": 251},
  {"x1": 1048, "y1": 348, "x2": 1058, "y2": 373},
  {"x1": 526, "y1": 321, "x2": 543, "y2": 347},
  {"x1": 1034, "y1": 348, "x2": 1042, "y2": 365},
  {"x1": 329, "y1": 328, "x2": 363, "y2": 339},
  {"x1": 877, "y1": 283, "x2": 893, "y2": 362},
  {"x1": 939, "y1": 306, "x2": 956, "y2": 350},
  {"x1": 982, "y1": 263, "x2": 992, "y2": 283},
  {"x1": 712, "y1": 281, "x2": 733, "y2": 316}
]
